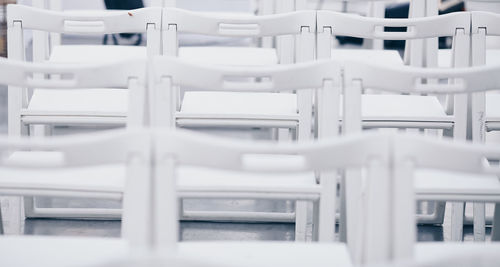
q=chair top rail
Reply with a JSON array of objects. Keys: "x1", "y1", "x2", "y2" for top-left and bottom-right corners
[
  {"x1": 156, "y1": 128, "x2": 390, "y2": 173},
  {"x1": 343, "y1": 60, "x2": 500, "y2": 94},
  {"x1": 0, "y1": 129, "x2": 150, "y2": 168},
  {"x1": 395, "y1": 134, "x2": 500, "y2": 176},
  {"x1": 153, "y1": 57, "x2": 341, "y2": 91},
  {"x1": 7, "y1": 5, "x2": 161, "y2": 34},
  {"x1": 472, "y1": 11, "x2": 500, "y2": 35},
  {"x1": 0, "y1": 58, "x2": 146, "y2": 88},
  {"x1": 163, "y1": 8, "x2": 316, "y2": 37},
  {"x1": 318, "y1": 11, "x2": 471, "y2": 39}
]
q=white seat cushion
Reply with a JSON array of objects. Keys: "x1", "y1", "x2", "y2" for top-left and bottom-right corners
[
  {"x1": 25, "y1": 89, "x2": 128, "y2": 116},
  {"x1": 0, "y1": 236, "x2": 352, "y2": 267},
  {"x1": 179, "y1": 46, "x2": 278, "y2": 66},
  {"x1": 415, "y1": 169, "x2": 500, "y2": 202},
  {"x1": 359, "y1": 94, "x2": 449, "y2": 121},
  {"x1": 331, "y1": 49, "x2": 404, "y2": 66},
  {"x1": 179, "y1": 91, "x2": 298, "y2": 120}
]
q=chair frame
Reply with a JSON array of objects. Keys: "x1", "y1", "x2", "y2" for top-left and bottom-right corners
[
  {"x1": 343, "y1": 61, "x2": 500, "y2": 252},
  {"x1": 151, "y1": 57, "x2": 342, "y2": 241},
  {"x1": 162, "y1": 8, "x2": 316, "y2": 140},
  {"x1": 0, "y1": 56, "x2": 147, "y2": 222}
]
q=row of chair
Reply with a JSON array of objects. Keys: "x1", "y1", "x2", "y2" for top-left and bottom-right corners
[
  {"x1": 1, "y1": 55, "x2": 500, "y2": 243},
  {"x1": 0, "y1": 115, "x2": 499, "y2": 266}
]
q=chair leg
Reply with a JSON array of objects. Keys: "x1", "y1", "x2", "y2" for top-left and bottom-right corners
[
  {"x1": 295, "y1": 200, "x2": 308, "y2": 242},
  {"x1": 473, "y1": 202, "x2": 486, "y2": 241},
  {"x1": 339, "y1": 175, "x2": 347, "y2": 243},
  {"x1": 312, "y1": 201, "x2": 320, "y2": 242},
  {"x1": 450, "y1": 202, "x2": 465, "y2": 241},
  {"x1": 0, "y1": 199, "x2": 4, "y2": 235},
  {"x1": 24, "y1": 124, "x2": 52, "y2": 218},
  {"x1": 492, "y1": 203, "x2": 500, "y2": 241}
]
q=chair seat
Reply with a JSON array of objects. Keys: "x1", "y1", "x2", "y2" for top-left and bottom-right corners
[
  {"x1": 49, "y1": 45, "x2": 147, "y2": 63},
  {"x1": 340, "y1": 95, "x2": 451, "y2": 128},
  {"x1": 415, "y1": 169, "x2": 500, "y2": 202},
  {"x1": 361, "y1": 94, "x2": 448, "y2": 121},
  {"x1": 485, "y1": 93, "x2": 500, "y2": 130},
  {"x1": 50, "y1": 45, "x2": 277, "y2": 66},
  {"x1": 415, "y1": 243, "x2": 500, "y2": 264},
  {"x1": 0, "y1": 152, "x2": 316, "y2": 199},
  {"x1": 0, "y1": 236, "x2": 352, "y2": 267},
  {"x1": 179, "y1": 46, "x2": 278, "y2": 66},
  {"x1": 178, "y1": 91, "x2": 298, "y2": 127},
  {"x1": 439, "y1": 49, "x2": 500, "y2": 67},
  {"x1": 331, "y1": 48, "x2": 404, "y2": 66},
  {"x1": 25, "y1": 89, "x2": 128, "y2": 117}
]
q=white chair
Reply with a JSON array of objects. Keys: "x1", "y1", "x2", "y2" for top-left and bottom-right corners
[
  {"x1": 317, "y1": 11, "x2": 471, "y2": 231},
  {"x1": 152, "y1": 127, "x2": 387, "y2": 261},
  {"x1": 0, "y1": 128, "x2": 392, "y2": 267},
  {"x1": 0, "y1": 57, "x2": 147, "y2": 220},
  {"x1": 468, "y1": 10, "x2": 500, "y2": 241},
  {"x1": 342, "y1": 61, "x2": 500, "y2": 247},
  {"x1": 162, "y1": 8, "x2": 316, "y2": 140},
  {"x1": 6, "y1": 5, "x2": 161, "y2": 131},
  {"x1": 376, "y1": 134, "x2": 500, "y2": 265},
  {"x1": 151, "y1": 56, "x2": 342, "y2": 240},
  {"x1": 0, "y1": 126, "x2": 152, "y2": 236}
]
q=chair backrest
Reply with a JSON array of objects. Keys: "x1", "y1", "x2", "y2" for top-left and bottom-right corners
[
  {"x1": 0, "y1": 57, "x2": 147, "y2": 134},
  {"x1": 150, "y1": 57, "x2": 342, "y2": 140},
  {"x1": 317, "y1": 11, "x2": 471, "y2": 66},
  {"x1": 152, "y1": 127, "x2": 390, "y2": 248},
  {"x1": 7, "y1": 5, "x2": 162, "y2": 63},
  {"x1": 162, "y1": 7, "x2": 315, "y2": 63},
  {"x1": 0, "y1": 128, "x2": 153, "y2": 247}
]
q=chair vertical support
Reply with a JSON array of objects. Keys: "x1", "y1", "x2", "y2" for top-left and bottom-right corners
[
  {"x1": 471, "y1": 27, "x2": 487, "y2": 242},
  {"x1": 153, "y1": 155, "x2": 179, "y2": 249},
  {"x1": 392, "y1": 159, "x2": 416, "y2": 262},
  {"x1": 492, "y1": 204, "x2": 500, "y2": 241},
  {"x1": 363, "y1": 158, "x2": 391, "y2": 265},
  {"x1": 317, "y1": 80, "x2": 339, "y2": 242},
  {"x1": 449, "y1": 28, "x2": 471, "y2": 242},
  {"x1": 344, "y1": 80, "x2": 363, "y2": 262},
  {"x1": 121, "y1": 141, "x2": 154, "y2": 249}
]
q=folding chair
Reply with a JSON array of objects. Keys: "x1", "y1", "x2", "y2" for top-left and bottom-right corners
[
  {"x1": 0, "y1": 57, "x2": 147, "y2": 220},
  {"x1": 6, "y1": 5, "x2": 160, "y2": 131},
  {"x1": 153, "y1": 127, "x2": 387, "y2": 256},
  {"x1": 341, "y1": 61, "x2": 500, "y2": 247},
  {"x1": 151, "y1": 56, "x2": 342, "y2": 240},
  {"x1": 162, "y1": 8, "x2": 316, "y2": 141},
  {"x1": 317, "y1": 11, "x2": 471, "y2": 230}
]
